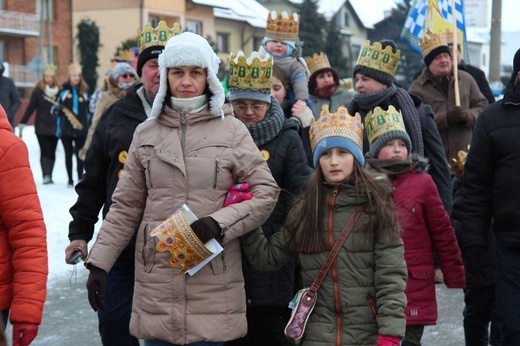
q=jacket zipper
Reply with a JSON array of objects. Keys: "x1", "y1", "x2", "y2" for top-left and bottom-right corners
[
  {"x1": 328, "y1": 185, "x2": 342, "y2": 346},
  {"x1": 213, "y1": 156, "x2": 220, "y2": 188},
  {"x1": 220, "y1": 211, "x2": 251, "y2": 235},
  {"x1": 180, "y1": 112, "x2": 186, "y2": 152},
  {"x1": 146, "y1": 158, "x2": 153, "y2": 188}
]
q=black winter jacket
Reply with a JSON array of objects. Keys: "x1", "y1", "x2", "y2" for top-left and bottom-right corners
[
  {"x1": 68, "y1": 85, "x2": 148, "y2": 242},
  {"x1": 459, "y1": 62, "x2": 495, "y2": 105},
  {"x1": 20, "y1": 88, "x2": 57, "y2": 137},
  {"x1": 461, "y1": 83, "x2": 520, "y2": 249},
  {"x1": 243, "y1": 119, "x2": 312, "y2": 308},
  {"x1": 55, "y1": 83, "x2": 89, "y2": 138}
]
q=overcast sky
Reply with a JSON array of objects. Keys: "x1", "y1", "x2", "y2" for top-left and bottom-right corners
[{"x1": 354, "y1": 0, "x2": 519, "y2": 31}]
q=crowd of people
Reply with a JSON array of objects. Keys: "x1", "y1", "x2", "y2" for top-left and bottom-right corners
[{"x1": 2, "y1": 7, "x2": 520, "y2": 346}]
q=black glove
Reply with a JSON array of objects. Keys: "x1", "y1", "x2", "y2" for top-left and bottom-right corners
[
  {"x1": 86, "y1": 265, "x2": 107, "y2": 312},
  {"x1": 190, "y1": 217, "x2": 221, "y2": 244},
  {"x1": 463, "y1": 246, "x2": 487, "y2": 289},
  {"x1": 447, "y1": 107, "x2": 468, "y2": 125}
]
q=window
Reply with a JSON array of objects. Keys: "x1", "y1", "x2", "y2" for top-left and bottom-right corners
[
  {"x1": 149, "y1": 16, "x2": 159, "y2": 28},
  {"x1": 216, "y1": 32, "x2": 229, "y2": 53},
  {"x1": 186, "y1": 20, "x2": 202, "y2": 35},
  {"x1": 343, "y1": 11, "x2": 350, "y2": 27},
  {"x1": 351, "y1": 44, "x2": 361, "y2": 61}
]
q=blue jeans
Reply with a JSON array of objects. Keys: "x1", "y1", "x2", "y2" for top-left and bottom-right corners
[
  {"x1": 496, "y1": 241, "x2": 520, "y2": 346},
  {"x1": 97, "y1": 246, "x2": 138, "y2": 346},
  {"x1": 144, "y1": 341, "x2": 224, "y2": 346}
]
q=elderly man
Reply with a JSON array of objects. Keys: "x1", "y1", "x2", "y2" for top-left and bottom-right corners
[
  {"x1": 409, "y1": 33, "x2": 488, "y2": 161},
  {"x1": 64, "y1": 21, "x2": 180, "y2": 346}
]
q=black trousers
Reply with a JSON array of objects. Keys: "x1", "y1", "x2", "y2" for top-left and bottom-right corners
[
  {"x1": 60, "y1": 136, "x2": 86, "y2": 182},
  {"x1": 464, "y1": 284, "x2": 502, "y2": 346},
  {"x1": 37, "y1": 134, "x2": 59, "y2": 177}
]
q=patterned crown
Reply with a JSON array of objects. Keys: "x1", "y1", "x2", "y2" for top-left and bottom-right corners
[
  {"x1": 229, "y1": 51, "x2": 273, "y2": 90},
  {"x1": 43, "y1": 64, "x2": 57, "y2": 75},
  {"x1": 339, "y1": 78, "x2": 353, "y2": 90},
  {"x1": 137, "y1": 21, "x2": 181, "y2": 53},
  {"x1": 305, "y1": 52, "x2": 331, "y2": 75},
  {"x1": 309, "y1": 105, "x2": 363, "y2": 153},
  {"x1": 265, "y1": 10, "x2": 299, "y2": 42},
  {"x1": 421, "y1": 32, "x2": 448, "y2": 57},
  {"x1": 364, "y1": 105, "x2": 406, "y2": 147},
  {"x1": 449, "y1": 145, "x2": 470, "y2": 177},
  {"x1": 115, "y1": 49, "x2": 135, "y2": 62},
  {"x1": 356, "y1": 40, "x2": 401, "y2": 77}
]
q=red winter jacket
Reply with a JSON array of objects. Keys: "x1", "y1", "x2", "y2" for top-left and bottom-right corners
[
  {"x1": 0, "y1": 105, "x2": 48, "y2": 325},
  {"x1": 391, "y1": 158, "x2": 465, "y2": 326}
]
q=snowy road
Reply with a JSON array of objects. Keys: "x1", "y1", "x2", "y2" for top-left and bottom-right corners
[{"x1": 5, "y1": 126, "x2": 466, "y2": 345}]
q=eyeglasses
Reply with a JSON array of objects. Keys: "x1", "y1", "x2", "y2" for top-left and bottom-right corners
[
  {"x1": 233, "y1": 103, "x2": 267, "y2": 112},
  {"x1": 120, "y1": 73, "x2": 135, "y2": 79}
]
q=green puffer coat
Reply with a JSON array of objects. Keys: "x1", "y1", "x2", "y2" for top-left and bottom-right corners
[{"x1": 241, "y1": 182, "x2": 407, "y2": 345}]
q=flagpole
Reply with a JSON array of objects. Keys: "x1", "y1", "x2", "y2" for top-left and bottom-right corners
[{"x1": 452, "y1": 0, "x2": 461, "y2": 107}]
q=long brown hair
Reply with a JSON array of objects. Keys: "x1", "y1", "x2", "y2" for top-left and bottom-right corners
[
  {"x1": 285, "y1": 160, "x2": 400, "y2": 253},
  {"x1": 36, "y1": 74, "x2": 60, "y2": 91}
]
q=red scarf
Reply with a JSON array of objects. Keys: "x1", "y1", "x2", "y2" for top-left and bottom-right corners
[{"x1": 313, "y1": 83, "x2": 338, "y2": 98}]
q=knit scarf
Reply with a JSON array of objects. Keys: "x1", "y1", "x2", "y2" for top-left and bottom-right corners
[
  {"x1": 347, "y1": 84, "x2": 424, "y2": 156},
  {"x1": 366, "y1": 157, "x2": 412, "y2": 178},
  {"x1": 45, "y1": 85, "x2": 59, "y2": 98},
  {"x1": 245, "y1": 98, "x2": 285, "y2": 147}
]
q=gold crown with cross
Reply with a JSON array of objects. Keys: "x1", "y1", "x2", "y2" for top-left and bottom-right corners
[
  {"x1": 265, "y1": 10, "x2": 299, "y2": 42},
  {"x1": 229, "y1": 51, "x2": 273, "y2": 90},
  {"x1": 356, "y1": 40, "x2": 401, "y2": 77},
  {"x1": 305, "y1": 52, "x2": 331, "y2": 75},
  {"x1": 309, "y1": 105, "x2": 363, "y2": 153},
  {"x1": 137, "y1": 21, "x2": 181, "y2": 53}
]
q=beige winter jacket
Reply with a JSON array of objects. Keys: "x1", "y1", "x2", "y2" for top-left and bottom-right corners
[{"x1": 86, "y1": 103, "x2": 280, "y2": 344}]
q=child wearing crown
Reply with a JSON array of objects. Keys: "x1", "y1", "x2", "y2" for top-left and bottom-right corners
[
  {"x1": 260, "y1": 11, "x2": 310, "y2": 115},
  {"x1": 364, "y1": 106, "x2": 465, "y2": 345},
  {"x1": 242, "y1": 105, "x2": 407, "y2": 346},
  {"x1": 19, "y1": 64, "x2": 61, "y2": 185}
]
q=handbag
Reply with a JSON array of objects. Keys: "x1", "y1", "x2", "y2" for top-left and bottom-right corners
[{"x1": 284, "y1": 205, "x2": 366, "y2": 345}]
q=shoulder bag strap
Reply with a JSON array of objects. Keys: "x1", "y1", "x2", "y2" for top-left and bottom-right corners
[{"x1": 309, "y1": 204, "x2": 366, "y2": 294}]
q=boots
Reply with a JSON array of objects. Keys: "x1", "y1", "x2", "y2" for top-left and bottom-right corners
[{"x1": 41, "y1": 158, "x2": 54, "y2": 185}]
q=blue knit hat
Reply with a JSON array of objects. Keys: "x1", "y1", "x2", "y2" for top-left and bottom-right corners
[{"x1": 111, "y1": 62, "x2": 136, "y2": 80}]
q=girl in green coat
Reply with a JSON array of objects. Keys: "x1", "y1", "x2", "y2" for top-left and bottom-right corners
[{"x1": 241, "y1": 105, "x2": 407, "y2": 346}]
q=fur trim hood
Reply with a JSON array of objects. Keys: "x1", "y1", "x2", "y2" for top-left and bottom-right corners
[
  {"x1": 410, "y1": 154, "x2": 429, "y2": 173},
  {"x1": 150, "y1": 32, "x2": 225, "y2": 119}
]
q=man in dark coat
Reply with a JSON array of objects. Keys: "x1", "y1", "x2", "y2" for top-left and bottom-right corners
[
  {"x1": 64, "y1": 21, "x2": 178, "y2": 345},
  {"x1": 448, "y1": 43, "x2": 495, "y2": 105},
  {"x1": 0, "y1": 62, "x2": 21, "y2": 131},
  {"x1": 460, "y1": 48, "x2": 520, "y2": 346}
]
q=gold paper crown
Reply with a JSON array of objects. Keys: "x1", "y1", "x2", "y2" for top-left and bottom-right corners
[
  {"x1": 421, "y1": 32, "x2": 448, "y2": 57},
  {"x1": 137, "y1": 21, "x2": 181, "y2": 53},
  {"x1": 364, "y1": 105, "x2": 406, "y2": 147},
  {"x1": 449, "y1": 145, "x2": 470, "y2": 177},
  {"x1": 305, "y1": 52, "x2": 331, "y2": 75},
  {"x1": 309, "y1": 105, "x2": 363, "y2": 153},
  {"x1": 114, "y1": 49, "x2": 135, "y2": 62},
  {"x1": 43, "y1": 64, "x2": 57, "y2": 75},
  {"x1": 68, "y1": 62, "x2": 82, "y2": 75},
  {"x1": 229, "y1": 51, "x2": 273, "y2": 89},
  {"x1": 265, "y1": 10, "x2": 299, "y2": 42},
  {"x1": 356, "y1": 41, "x2": 401, "y2": 77}
]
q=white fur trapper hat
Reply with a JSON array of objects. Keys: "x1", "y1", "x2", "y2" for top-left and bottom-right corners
[{"x1": 150, "y1": 32, "x2": 225, "y2": 119}]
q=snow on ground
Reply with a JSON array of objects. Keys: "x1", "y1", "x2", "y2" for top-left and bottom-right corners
[{"x1": 20, "y1": 125, "x2": 101, "y2": 282}]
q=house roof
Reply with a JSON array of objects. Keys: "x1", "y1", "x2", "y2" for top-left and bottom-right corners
[{"x1": 211, "y1": 0, "x2": 270, "y2": 28}]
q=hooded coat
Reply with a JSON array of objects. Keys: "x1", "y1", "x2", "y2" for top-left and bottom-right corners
[
  {"x1": 86, "y1": 103, "x2": 280, "y2": 344},
  {"x1": 0, "y1": 105, "x2": 48, "y2": 325}
]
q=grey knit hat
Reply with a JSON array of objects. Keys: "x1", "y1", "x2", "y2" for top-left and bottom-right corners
[
  {"x1": 228, "y1": 88, "x2": 271, "y2": 104},
  {"x1": 111, "y1": 62, "x2": 136, "y2": 80}
]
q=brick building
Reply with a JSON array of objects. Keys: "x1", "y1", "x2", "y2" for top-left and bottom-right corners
[{"x1": 0, "y1": 0, "x2": 73, "y2": 123}]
